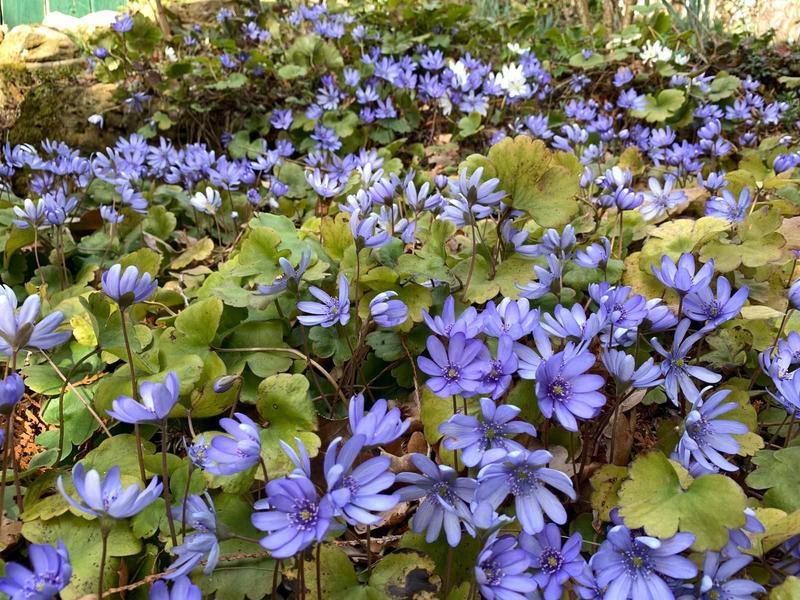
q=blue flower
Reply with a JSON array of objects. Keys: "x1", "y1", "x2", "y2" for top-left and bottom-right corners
[
  {"x1": 475, "y1": 533, "x2": 536, "y2": 600},
  {"x1": 476, "y1": 449, "x2": 576, "y2": 535},
  {"x1": 418, "y1": 333, "x2": 490, "y2": 397},
  {"x1": 528, "y1": 225, "x2": 577, "y2": 259},
  {"x1": 477, "y1": 335, "x2": 519, "y2": 399},
  {"x1": 101, "y1": 264, "x2": 157, "y2": 308},
  {"x1": 678, "y1": 552, "x2": 765, "y2": 600},
  {"x1": 0, "y1": 287, "x2": 71, "y2": 356},
  {"x1": 517, "y1": 255, "x2": 562, "y2": 300},
  {"x1": 297, "y1": 274, "x2": 350, "y2": 328},
  {"x1": 348, "y1": 393, "x2": 410, "y2": 446},
  {"x1": 421, "y1": 296, "x2": 483, "y2": 338},
  {"x1": 12, "y1": 198, "x2": 46, "y2": 229},
  {"x1": 651, "y1": 253, "x2": 714, "y2": 296},
  {"x1": 482, "y1": 298, "x2": 540, "y2": 340},
  {"x1": 324, "y1": 434, "x2": 399, "y2": 525},
  {"x1": 150, "y1": 576, "x2": 202, "y2": 600},
  {"x1": 541, "y1": 304, "x2": 607, "y2": 343},
  {"x1": 790, "y1": 278, "x2": 800, "y2": 310},
  {"x1": 439, "y1": 397, "x2": 536, "y2": 468},
  {"x1": 350, "y1": 211, "x2": 390, "y2": 248},
  {"x1": 369, "y1": 291, "x2": 408, "y2": 327},
  {"x1": 0, "y1": 373, "x2": 24, "y2": 414},
  {"x1": 674, "y1": 389, "x2": 748, "y2": 473},
  {"x1": 575, "y1": 238, "x2": 611, "y2": 270},
  {"x1": 57, "y1": 464, "x2": 162, "y2": 519},
  {"x1": 257, "y1": 250, "x2": 311, "y2": 296},
  {"x1": 520, "y1": 524, "x2": 585, "y2": 600},
  {"x1": 306, "y1": 168, "x2": 345, "y2": 198},
  {"x1": 449, "y1": 166, "x2": 506, "y2": 206},
  {"x1": 705, "y1": 188, "x2": 751, "y2": 222},
  {"x1": 107, "y1": 371, "x2": 180, "y2": 424},
  {"x1": 590, "y1": 526, "x2": 697, "y2": 600},
  {"x1": 683, "y1": 276, "x2": 748, "y2": 327},
  {"x1": 590, "y1": 284, "x2": 648, "y2": 330},
  {"x1": 205, "y1": 413, "x2": 262, "y2": 475},
  {"x1": 770, "y1": 371, "x2": 800, "y2": 417},
  {"x1": 601, "y1": 349, "x2": 663, "y2": 395},
  {"x1": 535, "y1": 350, "x2": 606, "y2": 431},
  {"x1": 396, "y1": 454, "x2": 476, "y2": 546},
  {"x1": 165, "y1": 494, "x2": 220, "y2": 579},
  {"x1": 252, "y1": 475, "x2": 334, "y2": 559},
  {"x1": 0, "y1": 541, "x2": 71, "y2": 600},
  {"x1": 112, "y1": 13, "x2": 133, "y2": 32}
]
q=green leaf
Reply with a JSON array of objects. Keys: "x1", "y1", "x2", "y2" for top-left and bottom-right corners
[
  {"x1": 256, "y1": 373, "x2": 315, "y2": 429},
  {"x1": 367, "y1": 549, "x2": 441, "y2": 598},
  {"x1": 631, "y1": 89, "x2": 686, "y2": 122},
  {"x1": 284, "y1": 544, "x2": 360, "y2": 600},
  {"x1": 484, "y1": 136, "x2": 579, "y2": 228},
  {"x1": 174, "y1": 297, "x2": 223, "y2": 348},
  {"x1": 771, "y1": 576, "x2": 800, "y2": 599},
  {"x1": 747, "y1": 447, "x2": 800, "y2": 511},
  {"x1": 640, "y1": 217, "x2": 729, "y2": 273},
  {"x1": 618, "y1": 452, "x2": 746, "y2": 550},
  {"x1": 119, "y1": 247, "x2": 162, "y2": 277},
  {"x1": 591, "y1": 464, "x2": 628, "y2": 521},
  {"x1": 170, "y1": 237, "x2": 214, "y2": 269},
  {"x1": 277, "y1": 64, "x2": 309, "y2": 80}
]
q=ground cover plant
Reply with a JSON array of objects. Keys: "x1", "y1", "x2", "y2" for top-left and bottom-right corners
[{"x1": 1, "y1": 0, "x2": 800, "y2": 598}]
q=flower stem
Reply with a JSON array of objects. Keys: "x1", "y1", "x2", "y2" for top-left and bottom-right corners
[
  {"x1": 462, "y1": 218, "x2": 478, "y2": 302},
  {"x1": 98, "y1": 525, "x2": 110, "y2": 599},
  {"x1": 315, "y1": 543, "x2": 322, "y2": 600},
  {"x1": 120, "y1": 308, "x2": 147, "y2": 483},
  {"x1": 442, "y1": 545, "x2": 454, "y2": 599},
  {"x1": 181, "y1": 466, "x2": 194, "y2": 542},
  {"x1": 161, "y1": 419, "x2": 178, "y2": 547}
]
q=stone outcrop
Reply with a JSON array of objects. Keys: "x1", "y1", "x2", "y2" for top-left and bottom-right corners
[{"x1": 0, "y1": 25, "x2": 78, "y2": 64}]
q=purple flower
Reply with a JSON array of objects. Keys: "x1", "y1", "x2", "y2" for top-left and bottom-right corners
[
  {"x1": 0, "y1": 373, "x2": 24, "y2": 414},
  {"x1": 350, "y1": 211, "x2": 390, "y2": 248},
  {"x1": 107, "y1": 371, "x2": 180, "y2": 424},
  {"x1": 306, "y1": 169, "x2": 345, "y2": 198},
  {"x1": 297, "y1": 273, "x2": 350, "y2": 328},
  {"x1": 590, "y1": 526, "x2": 697, "y2": 600},
  {"x1": 165, "y1": 494, "x2": 220, "y2": 579},
  {"x1": 439, "y1": 397, "x2": 536, "y2": 467},
  {"x1": 674, "y1": 389, "x2": 747, "y2": 473},
  {"x1": 422, "y1": 296, "x2": 483, "y2": 338},
  {"x1": 0, "y1": 286, "x2": 71, "y2": 356},
  {"x1": 541, "y1": 304, "x2": 607, "y2": 343},
  {"x1": 476, "y1": 449, "x2": 576, "y2": 534},
  {"x1": 324, "y1": 434, "x2": 399, "y2": 525},
  {"x1": 590, "y1": 284, "x2": 648, "y2": 330},
  {"x1": 449, "y1": 166, "x2": 506, "y2": 206},
  {"x1": 369, "y1": 291, "x2": 408, "y2": 327},
  {"x1": 575, "y1": 238, "x2": 611, "y2": 270},
  {"x1": 418, "y1": 333, "x2": 490, "y2": 397},
  {"x1": 482, "y1": 298, "x2": 539, "y2": 340},
  {"x1": 651, "y1": 253, "x2": 714, "y2": 296},
  {"x1": 205, "y1": 412, "x2": 262, "y2": 475},
  {"x1": 520, "y1": 524, "x2": 585, "y2": 600},
  {"x1": 252, "y1": 475, "x2": 334, "y2": 559},
  {"x1": 790, "y1": 278, "x2": 800, "y2": 310},
  {"x1": 477, "y1": 335, "x2": 519, "y2": 399},
  {"x1": 150, "y1": 576, "x2": 202, "y2": 600},
  {"x1": 270, "y1": 109, "x2": 293, "y2": 130},
  {"x1": 679, "y1": 552, "x2": 764, "y2": 600},
  {"x1": 112, "y1": 13, "x2": 134, "y2": 32},
  {"x1": 683, "y1": 276, "x2": 748, "y2": 327},
  {"x1": 0, "y1": 541, "x2": 71, "y2": 600},
  {"x1": 535, "y1": 350, "x2": 606, "y2": 431},
  {"x1": 705, "y1": 188, "x2": 751, "y2": 222},
  {"x1": 101, "y1": 264, "x2": 157, "y2": 308},
  {"x1": 651, "y1": 319, "x2": 721, "y2": 405},
  {"x1": 396, "y1": 454, "x2": 476, "y2": 546},
  {"x1": 57, "y1": 464, "x2": 162, "y2": 519},
  {"x1": 348, "y1": 393, "x2": 410, "y2": 446},
  {"x1": 770, "y1": 369, "x2": 800, "y2": 416},
  {"x1": 257, "y1": 250, "x2": 311, "y2": 296},
  {"x1": 475, "y1": 533, "x2": 536, "y2": 600}
]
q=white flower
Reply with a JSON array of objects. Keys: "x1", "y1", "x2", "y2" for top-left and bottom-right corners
[
  {"x1": 448, "y1": 60, "x2": 469, "y2": 89},
  {"x1": 639, "y1": 40, "x2": 672, "y2": 65},
  {"x1": 87, "y1": 114, "x2": 104, "y2": 129},
  {"x1": 164, "y1": 46, "x2": 177, "y2": 62},
  {"x1": 495, "y1": 64, "x2": 529, "y2": 99},
  {"x1": 507, "y1": 42, "x2": 530, "y2": 55},
  {"x1": 673, "y1": 52, "x2": 690, "y2": 65},
  {"x1": 191, "y1": 187, "x2": 222, "y2": 215},
  {"x1": 438, "y1": 95, "x2": 453, "y2": 117}
]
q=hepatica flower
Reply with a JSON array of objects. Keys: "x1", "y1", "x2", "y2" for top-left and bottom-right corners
[
  {"x1": 535, "y1": 350, "x2": 606, "y2": 431},
  {"x1": 252, "y1": 475, "x2": 333, "y2": 559},
  {"x1": 57, "y1": 464, "x2": 162, "y2": 519},
  {"x1": 678, "y1": 552, "x2": 765, "y2": 600},
  {"x1": 590, "y1": 526, "x2": 697, "y2": 600},
  {"x1": 190, "y1": 186, "x2": 222, "y2": 215},
  {"x1": 297, "y1": 273, "x2": 350, "y2": 328},
  {"x1": 166, "y1": 494, "x2": 220, "y2": 579},
  {"x1": 439, "y1": 397, "x2": 536, "y2": 467},
  {"x1": 369, "y1": 291, "x2": 409, "y2": 327},
  {"x1": 651, "y1": 319, "x2": 721, "y2": 405},
  {"x1": 482, "y1": 298, "x2": 539, "y2": 340},
  {"x1": 0, "y1": 372, "x2": 24, "y2": 415},
  {"x1": 520, "y1": 524, "x2": 585, "y2": 600},
  {"x1": 674, "y1": 389, "x2": 747, "y2": 473},
  {"x1": 348, "y1": 393, "x2": 410, "y2": 446},
  {"x1": 422, "y1": 295, "x2": 483, "y2": 338},
  {"x1": 150, "y1": 576, "x2": 202, "y2": 600},
  {"x1": 476, "y1": 449, "x2": 576, "y2": 535},
  {"x1": 705, "y1": 188, "x2": 751, "y2": 222},
  {"x1": 683, "y1": 276, "x2": 748, "y2": 328},
  {"x1": 324, "y1": 434, "x2": 399, "y2": 525},
  {"x1": 101, "y1": 264, "x2": 157, "y2": 308},
  {"x1": 205, "y1": 412, "x2": 262, "y2": 475},
  {"x1": 0, "y1": 541, "x2": 72, "y2": 600},
  {"x1": 601, "y1": 349, "x2": 662, "y2": 395},
  {"x1": 651, "y1": 253, "x2": 714, "y2": 296},
  {"x1": 107, "y1": 371, "x2": 180, "y2": 424},
  {"x1": 0, "y1": 286, "x2": 71, "y2": 356},
  {"x1": 418, "y1": 332, "x2": 490, "y2": 397},
  {"x1": 397, "y1": 454, "x2": 477, "y2": 546},
  {"x1": 257, "y1": 250, "x2": 311, "y2": 296},
  {"x1": 475, "y1": 533, "x2": 536, "y2": 600}
]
